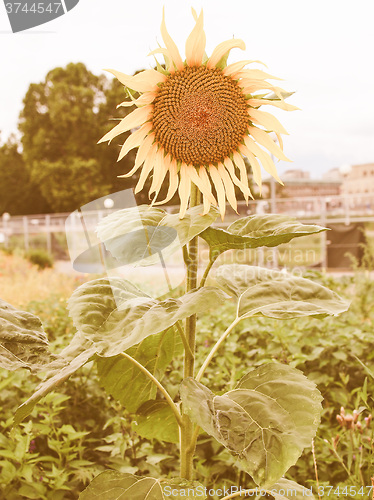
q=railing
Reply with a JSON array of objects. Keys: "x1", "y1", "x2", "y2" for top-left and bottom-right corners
[{"x1": 1, "y1": 193, "x2": 373, "y2": 269}]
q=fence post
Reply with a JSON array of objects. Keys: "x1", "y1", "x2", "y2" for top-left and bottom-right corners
[
  {"x1": 23, "y1": 216, "x2": 29, "y2": 252},
  {"x1": 45, "y1": 215, "x2": 52, "y2": 254},
  {"x1": 2, "y1": 213, "x2": 10, "y2": 248},
  {"x1": 320, "y1": 198, "x2": 327, "y2": 271}
]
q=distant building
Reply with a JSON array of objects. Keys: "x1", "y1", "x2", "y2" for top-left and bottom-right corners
[
  {"x1": 270, "y1": 169, "x2": 341, "y2": 198},
  {"x1": 282, "y1": 169, "x2": 311, "y2": 180},
  {"x1": 341, "y1": 163, "x2": 374, "y2": 195},
  {"x1": 323, "y1": 168, "x2": 343, "y2": 181}
]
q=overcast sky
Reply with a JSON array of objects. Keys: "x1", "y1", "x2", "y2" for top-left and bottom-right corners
[{"x1": 1, "y1": 0, "x2": 373, "y2": 178}]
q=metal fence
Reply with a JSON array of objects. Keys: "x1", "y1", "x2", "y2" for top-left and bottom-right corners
[{"x1": 1, "y1": 193, "x2": 373, "y2": 269}]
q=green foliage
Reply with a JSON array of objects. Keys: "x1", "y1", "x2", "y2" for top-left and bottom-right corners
[
  {"x1": 132, "y1": 401, "x2": 180, "y2": 444},
  {"x1": 96, "y1": 204, "x2": 219, "y2": 266},
  {"x1": 0, "y1": 135, "x2": 50, "y2": 215},
  {"x1": 26, "y1": 249, "x2": 54, "y2": 270},
  {"x1": 180, "y1": 364, "x2": 323, "y2": 487},
  {"x1": 193, "y1": 272, "x2": 374, "y2": 492},
  {"x1": 216, "y1": 264, "x2": 349, "y2": 320},
  {"x1": 79, "y1": 471, "x2": 206, "y2": 499},
  {"x1": 67, "y1": 277, "x2": 225, "y2": 356},
  {"x1": 14, "y1": 337, "x2": 95, "y2": 425},
  {"x1": 1, "y1": 212, "x2": 362, "y2": 499},
  {"x1": 0, "y1": 299, "x2": 58, "y2": 372},
  {"x1": 200, "y1": 214, "x2": 326, "y2": 257},
  {"x1": 0, "y1": 267, "x2": 373, "y2": 496},
  {"x1": 17, "y1": 63, "x2": 137, "y2": 213},
  {"x1": 263, "y1": 478, "x2": 317, "y2": 500},
  {"x1": 96, "y1": 327, "x2": 183, "y2": 412}
]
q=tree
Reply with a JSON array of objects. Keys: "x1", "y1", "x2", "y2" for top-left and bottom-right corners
[
  {"x1": 19, "y1": 63, "x2": 137, "y2": 213},
  {"x1": 0, "y1": 135, "x2": 50, "y2": 215}
]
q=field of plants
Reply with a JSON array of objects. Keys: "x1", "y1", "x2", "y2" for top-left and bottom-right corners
[{"x1": 0, "y1": 246, "x2": 374, "y2": 499}]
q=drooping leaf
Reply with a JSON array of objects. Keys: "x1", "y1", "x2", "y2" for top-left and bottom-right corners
[
  {"x1": 14, "y1": 333, "x2": 95, "y2": 424},
  {"x1": 200, "y1": 214, "x2": 326, "y2": 256},
  {"x1": 216, "y1": 264, "x2": 349, "y2": 320},
  {"x1": 261, "y1": 478, "x2": 316, "y2": 500},
  {"x1": 132, "y1": 400, "x2": 180, "y2": 443},
  {"x1": 68, "y1": 277, "x2": 225, "y2": 356},
  {"x1": 180, "y1": 363, "x2": 323, "y2": 487},
  {"x1": 96, "y1": 204, "x2": 218, "y2": 266},
  {"x1": 79, "y1": 471, "x2": 206, "y2": 499},
  {"x1": 96, "y1": 326, "x2": 183, "y2": 412},
  {"x1": 0, "y1": 299, "x2": 60, "y2": 372}
]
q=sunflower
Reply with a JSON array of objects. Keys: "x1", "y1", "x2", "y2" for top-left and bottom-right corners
[{"x1": 99, "y1": 9, "x2": 297, "y2": 219}]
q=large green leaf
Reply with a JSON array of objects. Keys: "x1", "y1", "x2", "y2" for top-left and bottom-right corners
[
  {"x1": 200, "y1": 214, "x2": 326, "y2": 256},
  {"x1": 96, "y1": 204, "x2": 218, "y2": 266},
  {"x1": 68, "y1": 277, "x2": 225, "y2": 356},
  {"x1": 180, "y1": 363, "x2": 323, "y2": 487},
  {"x1": 79, "y1": 471, "x2": 206, "y2": 499},
  {"x1": 96, "y1": 326, "x2": 183, "y2": 412},
  {"x1": 0, "y1": 299, "x2": 60, "y2": 372},
  {"x1": 14, "y1": 333, "x2": 95, "y2": 424},
  {"x1": 132, "y1": 401, "x2": 179, "y2": 443},
  {"x1": 262, "y1": 478, "x2": 316, "y2": 500},
  {"x1": 216, "y1": 264, "x2": 349, "y2": 320}
]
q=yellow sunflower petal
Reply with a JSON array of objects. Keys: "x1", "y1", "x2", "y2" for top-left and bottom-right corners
[
  {"x1": 117, "y1": 92, "x2": 157, "y2": 108},
  {"x1": 222, "y1": 60, "x2": 267, "y2": 77},
  {"x1": 105, "y1": 68, "x2": 166, "y2": 93},
  {"x1": 248, "y1": 108, "x2": 289, "y2": 135},
  {"x1": 160, "y1": 8, "x2": 184, "y2": 71},
  {"x1": 198, "y1": 166, "x2": 217, "y2": 205},
  {"x1": 275, "y1": 132, "x2": 284, "y2": 151},
  {"x1": 217, "y1": 163, "x2": 238, "y2": 212},
  {"x1": 239, "y1": 80, "x2": 285, "y2": 96},
  {"x1": 223, "y1": 157, "x2": 253, "y2": 200},
  {"x1": 249, "y1": 126, "x2": 290, "y2": 161},
  {"x1": 232, "y1": 151, "x2": 252, "y2": 201},
  {"x1": 206, "y1": 39, "x2": 246, "y2": 69},
  {"x1": 118, "y1": 133, "x2": 155, "y2": 178},
  {"x1": 179, "y1": 164, "x2": 192, "y2": 219},
  {"x1": 248, "y1": 98, "x2": 299, "y2": 111},
  {"x1": 98, "y1": 105, "x2": 152, "y2": 144},
  {"x1": 239, "y1": 144, "x2": 263, "y2": 191},
  {"x1": 186, "y1": 165, "x2": 216, "y2": 205},
  {"x1": 209, "y1": 165, "x2": 226, "y2": 220},
  {"x1": 243, "y1": 136, "x2": 283, "y2": 184},
  {"x1": 118, "y1": 122, "x2": 152, "y2": 161},
  {"x1": 148, "y1": 47, "x2": 173, "y2": 72},
  {"x1": 150, "y1": 150, "x2": 168, "y2": 198},
  {"x1": 185, "y1": 10, "x2": 206, "y2": 66},
  {"x1": 135, "y1": 144, "x2": 158, "y2": 193},
  {"x1": 153, "y1": 156, "x2": 178, "y2": 205},
  {"x1": 235, "y1": 69, "x2": 283, "y2": 81},
  {"x1": 119, "y1": 132, "x2": 155, "y2": 178}
]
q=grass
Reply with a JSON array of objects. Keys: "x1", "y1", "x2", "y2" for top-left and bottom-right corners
[{"x1": 0, "y1": 251, "x2": 87, "y2": 307}]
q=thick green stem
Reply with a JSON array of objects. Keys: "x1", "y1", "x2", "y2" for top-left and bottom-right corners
[
  {"x1": 180, "y1": 184, "x2": 200, "y2": 480},
  {"x1": 119, "y1": 352, "x2": 183, "y2": 427},
  {"x1": 196, "y1": 317, "x2": 241, "y2": 383},
  {"x1": 199, "y1": 251, "x2": 219, "y2": 288}
]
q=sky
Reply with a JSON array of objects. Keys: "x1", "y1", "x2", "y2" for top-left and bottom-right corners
[{"x1": 0, "y1": 0, "x2": 373, "y2": 179}]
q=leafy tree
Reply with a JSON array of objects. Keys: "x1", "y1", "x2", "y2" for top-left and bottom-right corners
[
  {"x1": 0, "y1": 135, "x2": 50, "y2": 215},
  {"x1": 19, "y1": 63, "x2": 137, "y2": 213}
]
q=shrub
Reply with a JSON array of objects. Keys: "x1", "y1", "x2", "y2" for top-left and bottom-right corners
[{"x1": 26, "y1": 249, "x2": 54, "y2": 269}]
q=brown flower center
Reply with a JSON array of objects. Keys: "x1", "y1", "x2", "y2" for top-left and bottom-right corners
[{"x1": 152, "y1": 66, "x2": 249, "y2": 166}]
